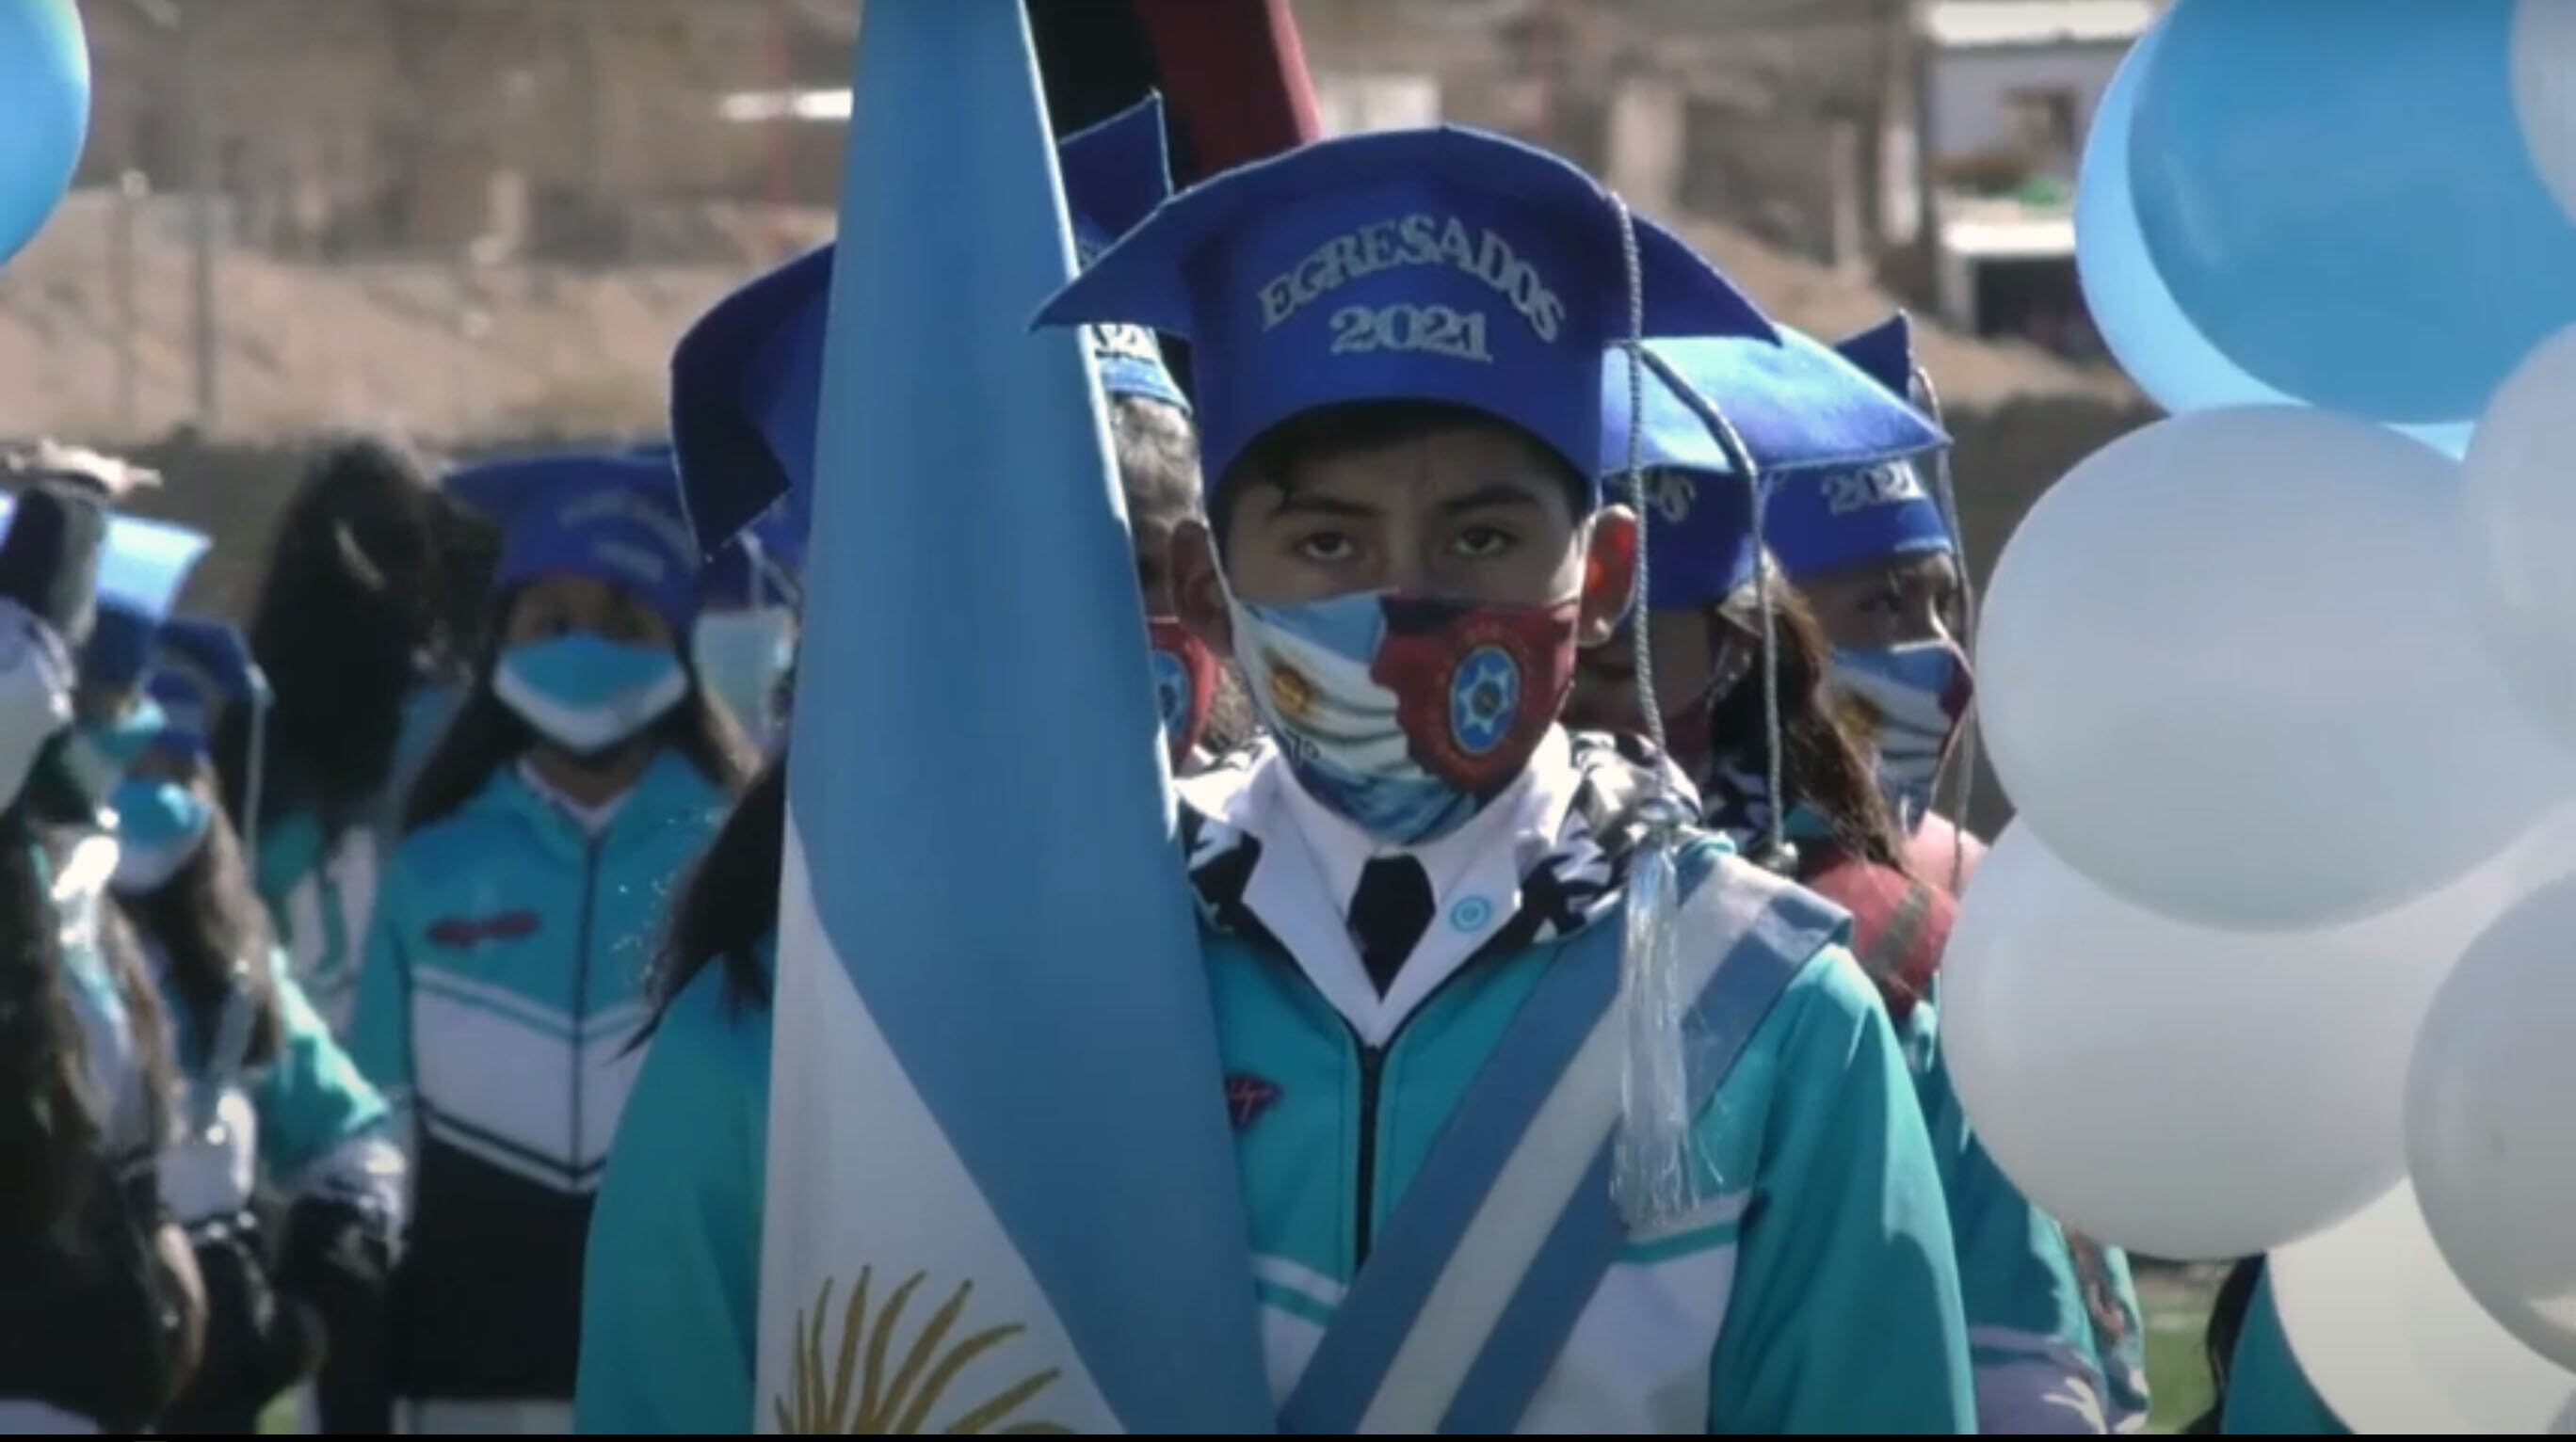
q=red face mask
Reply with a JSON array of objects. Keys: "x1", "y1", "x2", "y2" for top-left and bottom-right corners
[{"x1": 1147, "y1": 616, "x2": 1218, "y2": 770}]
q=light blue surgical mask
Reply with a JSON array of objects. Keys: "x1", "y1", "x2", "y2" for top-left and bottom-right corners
[
  {"x1": 54, "y1": 696, "x2": 170, "y2": 815},
  {"x1": 109, "y1": 777, "x2": 213, "y2": 895},
  {"x1": 492, "y1": 633, "x2": 687, "y2": 757},
  {"x1": 692, "y1": 608, "x2": 796, "y2": 752}
]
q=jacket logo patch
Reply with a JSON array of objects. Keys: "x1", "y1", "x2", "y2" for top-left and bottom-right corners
[
  {"x1": 425, "y1": 910, "x2": 541, "y2": 950},
  {"x1": 1225, "y1": 1073, "x2": 1280, "y2": 1131}
]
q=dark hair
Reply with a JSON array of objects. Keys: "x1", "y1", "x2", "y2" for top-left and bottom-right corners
[
  {"x1": 1212, "y1": 400, "x2": 1591, "y2": 546},
  {"x1": 118, "y1": 771, "x2": 284, "y2": 1070},
  {"x1": 403, "y1": 626, "x2": 754, "y2": 835},
  {"x1": 1711, "y1": 576, "x2": 1910, "y2": 873},
  {"x1": 0, "y1": 809, "x2": 102, "y2": 1233},
  {"x1": 2187, "y1": 1258, "x2": 2267, "y2": 1434},
  {"x1": 217, "y1": 434, "x2": 494, "y2": 838},
  {"x1": 644, "y1": 750, "x2": 787, "y2": 1036}
]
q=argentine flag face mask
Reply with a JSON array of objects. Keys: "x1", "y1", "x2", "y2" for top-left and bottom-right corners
[{"x1": 493, "y1": 632, "x2": 688, "y2": 758}]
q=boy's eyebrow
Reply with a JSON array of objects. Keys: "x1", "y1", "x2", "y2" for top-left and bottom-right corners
[
  {"x1": 1263, "y1": 489, "x2": 1380, "y2": 521},
  {"x1": 1440, "y1": 483, "x2": 1551, "y2": 515}
]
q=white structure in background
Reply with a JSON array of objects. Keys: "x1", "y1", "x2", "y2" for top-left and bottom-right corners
[
  {"x1": 1314, "y1": 73, "x2": 1441, "y2": 137},
  {"x1": 1920, "y1": 0, "x2": 2161, "y2": 340}
]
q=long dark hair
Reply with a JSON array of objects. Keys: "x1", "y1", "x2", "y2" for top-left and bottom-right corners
[
  {"x1": 644, "y1": 750, "x2": 787, "y2": 1036},
  {"x1": 117, "y1": 772, "x2": 285, "y2": 1070},
  {"x1": 0, "y1": 809, "x2": 101, "y2": 1233},
  {"x1": 217, "y1": 435, "x2": 493, "y2": 837},
  {"x1": 404, "y1": 615, "x2": 754, "y2": 836},
  {"x1": 2187, "y1": 1258, "x2": 2268, "y2": 1434},
  {"x1": 1711, "y1": 578, "x2": 1910, "y2": 873}
]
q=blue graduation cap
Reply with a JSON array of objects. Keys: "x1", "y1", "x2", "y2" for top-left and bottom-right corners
[
  {"x1": 146, "y1": 616, "x2": 265, "y2": 759},
  {"x1": 1036, "y1": 125, "x2": 1780, "y2": 492},
  {"x1": 443, "y1": 451, "x2": 701, "y2": 635},
  {"x1": 1762, "y1": 313, "x2": 1957, "y2": 582},
  {"x1": 1599, "y1": 319, "x2": 1949, "y2": 611},
  {"x1": 0, "y1": 489, "x2": 216, "y2": 694},
  {"x1": 668, "y1": 93, "x2": 1187, "y2": 561}
]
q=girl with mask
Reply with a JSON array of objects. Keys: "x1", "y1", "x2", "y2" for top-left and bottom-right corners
[
  {"x1": 0, "y1": 483, "x2": 207, "y2": 1434},
  {"x1": 349, "y1": 453, "x2": 749, "y2": 1434},
  {"x1": 1760, "y1": 318, "x2": 1985, "y2": 889},
  {"x1": 1570, "y1": 326, "x2": 2147, "y2": 1434},
  {"x1": 107, "y1": 617, "x2": 407, "y2": 1434},
  {"x1": 222, "y1": 435, "x2": 492, "y2": 1041},
  {"x1": 1035, "y1": 126, "x2": 1972, "y2": 1432},
  {"x1": 573, "y1": 97, "x2": 1248, "y2": 1434}
]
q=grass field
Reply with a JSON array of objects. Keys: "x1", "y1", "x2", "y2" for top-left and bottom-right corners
[{"x1": 2143, "y1": 1263, "x2": 2224, "y2": 1434}]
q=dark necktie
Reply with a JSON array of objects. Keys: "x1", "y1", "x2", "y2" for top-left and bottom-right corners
[{"x1": 1348, "y1": 855, "x2": 1435, "y2": 995}]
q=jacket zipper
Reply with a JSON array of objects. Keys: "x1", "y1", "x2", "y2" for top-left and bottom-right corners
[
  {"x1": 1353, "y1": 1043, "x2": 1385, "y2": 1267},
  {"x1": 571, "y1": 835, "x2": 602, "y2": 1179}
]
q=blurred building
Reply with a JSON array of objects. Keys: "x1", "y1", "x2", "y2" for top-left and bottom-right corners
[{"x1": 76, "y1": 0, "x2": 861, "y2": 264}]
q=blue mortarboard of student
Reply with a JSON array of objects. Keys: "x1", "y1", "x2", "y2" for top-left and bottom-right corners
[
  {"x1": 1760, "y1": 315, "x2": 1974, "y2": 840},
  {"x1": 1563, "y1": 318, "x2": 1947, "y2": 785},
  {"x1": 1032, "y1": 120, "x2": 1784, "y2": 845},
  {"x1": 667, "y1": 91, "x2": 1190, "y2": 560},
  {"x1": 0, "y1": 478, "x2": 212, "y2": 829},
  {"x1": 439, "y1": 450, "x2": 733, "y2": 771},
  {"x1": 668, "y1": 91, "x2": 1230, "y2": 767}
]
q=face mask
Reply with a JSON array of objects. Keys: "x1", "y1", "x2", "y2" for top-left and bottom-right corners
[
  {"x1": 1827, "y1": 638, "x2": 1973, "y2": 831},
  {"x1": 492, "y1": 633, "x2": 688, "y2": 759},
  {"x1": 692, "y1": 608, "x2": 797, "y2": 752},
  {"x1": 108, "y1": 777, "x2": 213, "y2": 895},
  {"x1": 25, "y1": 696, "x2": 169, "y2": 826},
  {"x1": 1226, "y1": 588, "x2": 1579, "y2": 846},
  {"x1": 1147, "y1": 617, "x2": 1218, "y2": 770}
]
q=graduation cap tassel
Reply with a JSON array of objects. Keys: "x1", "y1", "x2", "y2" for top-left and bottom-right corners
[
  {"x1": 1609, "y1": 195, "x2": 1705, "y2": 1232},
  {"x1": 1909, "y1": 360, "x2": 1975, "y2": 895}
]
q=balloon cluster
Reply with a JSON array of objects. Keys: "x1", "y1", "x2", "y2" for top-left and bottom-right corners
[
  {"x1": 0, "y1": 0, "x2": 89, "y2": 269},
  {"x1": 1948, "y1": 1, "x2": 2576, "y2": 1429}
]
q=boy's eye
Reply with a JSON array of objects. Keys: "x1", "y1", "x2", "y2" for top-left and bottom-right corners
[
  {"x1": 1295, "y1": 532, "x2": 1358, "y2": 564},
  {"x1": 1453, "y1": 525, "x2": 1516, "y2": 558}
]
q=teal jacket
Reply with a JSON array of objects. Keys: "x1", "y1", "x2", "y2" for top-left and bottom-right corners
[
  {"x1": 576, "y1": 737, "x2": 1977, "y2": 1434},
  {"x1": 151, "y1": 946, "x2": 401, "y2": 1226},
  {"x1": 2223, "y1": 1267, "x2": 2348, "y2": 1434},
  {"x1": 257, "y1": 683, "x2": 459, "y2": 1037},
  {"x1": 352, "y1": 748, "x2": 733, "y2": 1402},
  {"x1": 575, "y1": 943, "x2": 775, "y2": 1435}
]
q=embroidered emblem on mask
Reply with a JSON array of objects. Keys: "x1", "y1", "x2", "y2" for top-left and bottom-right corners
[{"x1": 1449, "y1": 647, "x2": 1521, "y2": 756}]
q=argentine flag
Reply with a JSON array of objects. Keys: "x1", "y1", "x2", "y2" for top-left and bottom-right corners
[{"x1": 754, "y1": 2, "x2": 1273, "y2": 1434}]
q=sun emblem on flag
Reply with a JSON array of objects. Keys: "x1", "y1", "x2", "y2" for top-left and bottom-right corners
[
  {"x1": 1448, "y1": 646, "x2": 1521, "y2": 757},
  {"x1": 776, "y1": 1268, "x2": 1070, "y2": 1434},
  {"x1": 1264, "y1": 656, "x2": 1317, "y2": 725}
]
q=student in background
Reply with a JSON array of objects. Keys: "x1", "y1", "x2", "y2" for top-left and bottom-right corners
[
  {"x1": 0, "y1": 483, "x2": 205, "y2": 1434},
  {"x1": 222, "y1": 436, "x2": 492, "y2": 1039},
  {"x1": 352, "y1": 453, "x2": 749, "y2": 1434},
  {"x1": 107, "y1": 618, "x2": 406, "y2": 1434},
  {"x1": 1571, "y1": 324, "x2": 2143, "y2": 1433}
]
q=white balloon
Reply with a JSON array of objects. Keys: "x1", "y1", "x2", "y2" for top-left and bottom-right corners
[
  {"x1": 2407, "y1": 875, "x2": 2576, "y2": 1372},
  {"x1": 2514, "y1": 0, "x2": 2576, "y2": 229},
  {"x1": 2467, "y1": 325, "x2": 2576, "y2": 753},
  {"x1": 1978, "y1": 406, "x2": 2573, "y2": 931},
  {"x1": 1941, "y1": 823, "x2": 2529, "y2": 1261},
  {"x1": 2273, "y1": 1181, "x2": 2576, "y2": 1434}
]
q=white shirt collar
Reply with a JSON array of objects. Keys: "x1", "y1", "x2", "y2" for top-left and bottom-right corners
[
  {"x1": 515, "y1": 758, "x2": 630, "y2": 837},
  {"x1": 1215, "y1": 729, "x2": 1586, "y2": 1047}
]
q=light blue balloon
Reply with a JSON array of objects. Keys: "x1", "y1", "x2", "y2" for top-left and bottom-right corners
[
  {"x1": 2130, "y1": 0, "x2": 2576, "y2": 426},
  {"x1": 0, "y1": 0, "x2": 89, "y2": 269},
  {"x1": 2077, "y1": 24, "x2": 2471, "y2": 457}
]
